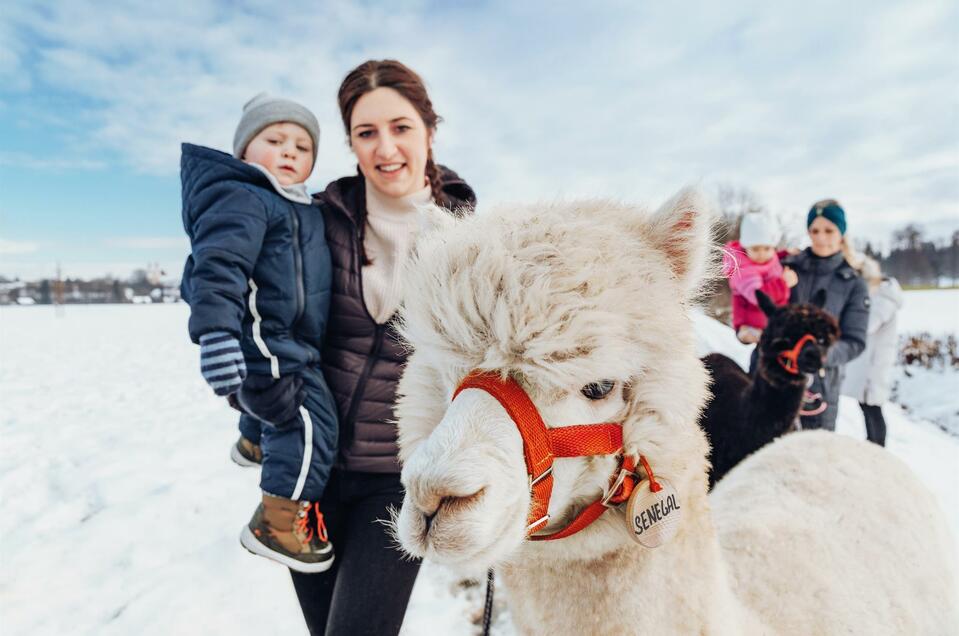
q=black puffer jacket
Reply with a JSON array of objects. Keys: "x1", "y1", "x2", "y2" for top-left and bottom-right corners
[{"x1": 316, "y1": 168, "x2": 476, "y2": 472}]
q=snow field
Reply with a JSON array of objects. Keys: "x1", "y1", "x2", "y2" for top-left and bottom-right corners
[
  {"x1": 897, "y1": 288, "x2": 959, "y2": 336},
  {"x1": 0, "y1": 304, "x2": 501, "y2": 635}
]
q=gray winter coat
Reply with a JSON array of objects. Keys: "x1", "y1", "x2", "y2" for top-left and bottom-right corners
[
  {"x1": 783, "y1": 249, "x2": 870, "y2": 430},
  {"x1": 842, "y1": 278, "x2": 903, "y2": 405}
]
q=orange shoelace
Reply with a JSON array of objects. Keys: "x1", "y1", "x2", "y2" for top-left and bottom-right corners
[{"x1": 296, "y1": 502, "x2": 329, "y2": 543}]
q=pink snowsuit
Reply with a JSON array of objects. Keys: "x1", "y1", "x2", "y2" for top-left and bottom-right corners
[{"x1": 723, "y1": 240, "x2": 790, "y2": 331}]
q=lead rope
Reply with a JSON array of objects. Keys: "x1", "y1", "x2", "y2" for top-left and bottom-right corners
[{"x1": 481, "y1": 568, "x2": 494, "y2": 636}]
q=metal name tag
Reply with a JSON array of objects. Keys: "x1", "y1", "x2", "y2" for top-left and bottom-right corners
[{"x1": 625, "y1": 477, "x2": 682, "y2": 548}]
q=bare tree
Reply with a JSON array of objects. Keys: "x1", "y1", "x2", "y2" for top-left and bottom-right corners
[
  {"x1": 714, "y1": 184, "x2": 767, "y2": 243},
  {"x1": 951, "y1": 231, "x2": 959, "y2": 285},
  {"x1": 893, "y1": 224, "x2": 923, "y2": 251}
]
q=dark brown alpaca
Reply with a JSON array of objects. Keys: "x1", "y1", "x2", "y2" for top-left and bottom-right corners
[{"x1": 700, "y1": 290, "x2": 840, "y2": 489}]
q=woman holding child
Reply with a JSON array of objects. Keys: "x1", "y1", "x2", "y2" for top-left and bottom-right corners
[
  {"x1": 288, "y1": 60, "x2": 476, "y2": 635},
  {"x1": 182, "y1": 59, "x2": 474, "y2": 634},
  {"x1": 783, "y1": 199, "x2": 869, "y2": 431}
]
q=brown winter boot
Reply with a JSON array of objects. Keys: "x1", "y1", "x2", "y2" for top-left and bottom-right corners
[
  {"x1": 239, "y1": 494, "x2": 334, "y2": 573},
  {"x1": 230, "y1": 435, "x2": 262, "y2": 467}
]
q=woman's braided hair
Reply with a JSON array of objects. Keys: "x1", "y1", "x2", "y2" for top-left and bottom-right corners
[{"x1": 337, "y1": 60, "x2": 447, "y2": 208}]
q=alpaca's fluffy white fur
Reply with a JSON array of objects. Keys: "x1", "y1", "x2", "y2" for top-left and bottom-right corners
[{"x1": 392, "y1": 191, "x2": 958, "y2": 635}]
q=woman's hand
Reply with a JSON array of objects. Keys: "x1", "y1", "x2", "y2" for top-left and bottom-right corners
[{"x1": 783, "y1": 267, "x2": 799, "y2": 288}]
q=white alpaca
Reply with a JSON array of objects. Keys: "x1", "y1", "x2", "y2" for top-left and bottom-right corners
[{"x1": 392, "y1": 191, "x2": 958, "y2": 635}]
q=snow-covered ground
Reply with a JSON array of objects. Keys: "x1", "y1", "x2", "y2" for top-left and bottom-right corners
[
  {"x1": 898, "y1": 288, "x2": 959, "y2": 336},
  {"x1": 893, "y1": 288, "x2": 959, "y2": 435},
  {"x1": 1, "y1": 296, "x2": 957, "y2": 635}
]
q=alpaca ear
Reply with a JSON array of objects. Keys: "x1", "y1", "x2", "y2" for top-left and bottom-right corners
[
  {"x1": 756, "y1": 290, "x2": 778, "y2": 317},
  {"x1": 641, "y1": 187, "x2": 716, "y2": 298},
  {"x1": 811, "y1": 288, "x2": 827, "y2": 309}
]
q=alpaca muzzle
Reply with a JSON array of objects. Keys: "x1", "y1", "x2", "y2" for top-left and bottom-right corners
[
  {"x1": 453, "y1": 370, "x2": 659, "y2": 541},
  {"x1": 777, "y1": 334, "x2": 823, "y2": 376}
]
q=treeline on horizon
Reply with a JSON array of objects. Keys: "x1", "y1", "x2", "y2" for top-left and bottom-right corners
[{"x1": 0, "y1": 268, "x2": 178, "y2": 305}]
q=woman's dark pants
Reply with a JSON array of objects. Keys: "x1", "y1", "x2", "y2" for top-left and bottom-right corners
[
  {"x1": 289, "y1": 469, "x2": 420, "y2": 635},
  {"x1": 859, "y1": 403, "x2": 887, "y2": 446}
]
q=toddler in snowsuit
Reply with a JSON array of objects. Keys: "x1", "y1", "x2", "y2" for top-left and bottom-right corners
[
  {"x1": 723, "y1": 212, "x2": 795, "y2": 344},
  {"x1": 180, "y1": 93, "x2": 337, "y2": 573}
]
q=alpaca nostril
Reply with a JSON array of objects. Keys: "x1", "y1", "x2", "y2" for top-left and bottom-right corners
[
  {"x1": 418, "y1": 500, "x2": 441, "y2": 533},
  {"x1": 423, "y1": 509, "x2": 437, "y2": 533}
]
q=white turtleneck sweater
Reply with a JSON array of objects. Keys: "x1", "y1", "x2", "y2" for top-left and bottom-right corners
[{"x1": 362, "y1": 181, "x2": 432, "y2": 324}]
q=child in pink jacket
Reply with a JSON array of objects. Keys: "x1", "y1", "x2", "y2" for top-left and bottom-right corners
[{"x1": 723, "y1": 213, "x2": 796, "y2": 344}]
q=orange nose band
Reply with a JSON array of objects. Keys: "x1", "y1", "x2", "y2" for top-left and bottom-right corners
[
  {"x1": 776, "y1": 334, "x2": 817, "y2": 375},
  {"x1": 453, "y1": 370, "x2": 645, "y2": 541}
]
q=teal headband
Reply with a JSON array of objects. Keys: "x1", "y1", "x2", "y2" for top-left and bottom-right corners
[{"x1": 807, "y1": 201, "x2": 846, "y2": 235}]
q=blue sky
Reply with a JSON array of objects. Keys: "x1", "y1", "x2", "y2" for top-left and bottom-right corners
[{"x1": 1, "y1": 0, "x2": 956, "y2": 280}]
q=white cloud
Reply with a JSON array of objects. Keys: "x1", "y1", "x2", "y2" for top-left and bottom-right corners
[
  {"x1": 0, "y1": 4, "x2": 31, "y2": 93},
  {"x1": 0, "y1": 238, "x2": 40, "y2": 255},
  {"x1": 0, "y1": 152, "x2": 106, "y2": 171},
  {"x1": 4, "y1": 0, "x2": 958, "y2": 245}
]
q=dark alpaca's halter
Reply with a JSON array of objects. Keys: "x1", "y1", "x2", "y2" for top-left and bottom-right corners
[{"x1": 776, "y1": 334, "x2": 817, "y2": 375}]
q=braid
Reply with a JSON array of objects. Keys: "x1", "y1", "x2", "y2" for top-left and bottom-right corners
[
  {"x1": 355, "y1": 164, "x2": 373, "y2": 266},
  {"x1": 425, "y1": 152, "x2": 446, "y2": 208}
]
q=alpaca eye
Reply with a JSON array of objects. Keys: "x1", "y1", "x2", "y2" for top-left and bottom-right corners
[{"x1": 581, "y1": 380, "x2": 615, "y2": 400}]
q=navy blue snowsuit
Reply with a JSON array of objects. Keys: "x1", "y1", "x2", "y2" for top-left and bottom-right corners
[{"x1": 180, "y1": 143, "x2": 337, "y2": 501}]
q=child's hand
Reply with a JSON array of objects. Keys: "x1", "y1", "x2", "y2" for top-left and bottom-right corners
[
  {"x1": 237, "y1": 374, "x2": 306, "y2": 428},
  {"x1": 737, "y1": 326, "x2": 761, "y2": 345},
  {"x1": 199, "y1": 332, "x2": 247, "y2": 395},
  {"x1": 783, "y1": 267, "x2": 798, "y2": 288}
]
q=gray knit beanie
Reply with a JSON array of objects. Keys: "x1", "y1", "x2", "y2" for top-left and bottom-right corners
[{"x1": 233, "y1": 92, "x2": 320, "y2": 163}]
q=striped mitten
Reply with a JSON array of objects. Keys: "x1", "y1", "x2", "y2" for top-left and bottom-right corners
[{"x1": 199, "y1": 331, "x2": 247, "y2": 396}]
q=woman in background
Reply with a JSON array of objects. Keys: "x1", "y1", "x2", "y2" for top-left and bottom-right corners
[
  {"x1": 783, "y1": 199, "x2": 870, "y2": 431},
  {"x1": 842, "y1": 256, "x2": 903, "y2": 446}
]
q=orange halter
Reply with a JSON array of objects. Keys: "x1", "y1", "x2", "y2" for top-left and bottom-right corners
[
  {"x1": 453, "y1": 371, "x2": 660, "y2": 541},
  {"x1": 776, "y1": 334, "x2": 817, "y2": 375}
]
